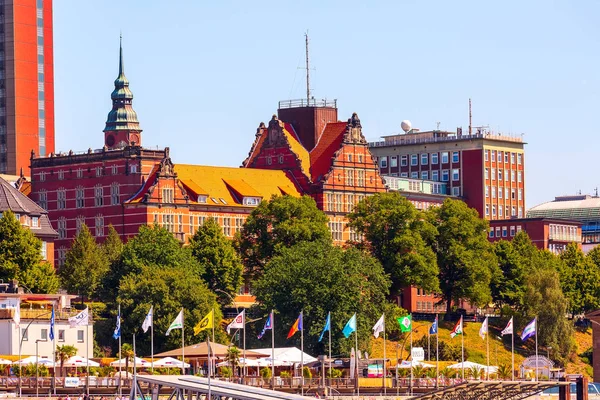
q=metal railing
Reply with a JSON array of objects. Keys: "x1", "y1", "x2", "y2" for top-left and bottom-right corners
[
  {"x1": 278, "y1": 98, "x2": 337, "y2": 109},
  {"x1": 369, "y1": 132, "x2": 523, "y2": 148}
]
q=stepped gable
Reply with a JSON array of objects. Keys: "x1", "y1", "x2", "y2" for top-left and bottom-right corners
[{"x1": 308, "y1": 121, "x2": 348, "y2": 183}]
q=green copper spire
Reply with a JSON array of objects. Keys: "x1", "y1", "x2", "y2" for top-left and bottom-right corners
[{"x1": 104, "y1": 35, "x2": 141, "y2": 133}]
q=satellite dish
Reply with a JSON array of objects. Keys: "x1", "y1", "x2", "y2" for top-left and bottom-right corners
[{"x1": 401, "y1": 120, "x2": 412, "y2": 133}]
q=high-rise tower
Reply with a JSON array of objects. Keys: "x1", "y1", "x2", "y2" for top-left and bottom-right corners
[
  {"x1": 103, "y1": 37, "x2": 142, "y2": 149},
  {"x1": 0, "y1": 0, "x2": 55, "y2": 174}
]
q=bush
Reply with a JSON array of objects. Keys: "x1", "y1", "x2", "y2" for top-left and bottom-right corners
[
  {"x1": 326, "y1": 368, "x2": 342, "y2": 378},
  {"x1": 280, "y1": 371, "x2": 291, "y2": 378},
  {"x1": 260, "y1": 367, "x2": 272, "y2": 379},
  {"x1": 220, "y1": 366, "x2": 233, "y2": 378},
  {"x1": 302, "y1": 366, "x2": 312, "y2": 379}
]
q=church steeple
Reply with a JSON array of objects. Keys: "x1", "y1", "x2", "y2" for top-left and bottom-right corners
[{"x1": 104, "y1": 35, "x2": 142, "y2": 149}]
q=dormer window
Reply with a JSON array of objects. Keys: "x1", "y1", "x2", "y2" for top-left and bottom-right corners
[
  {"x1": 243, "y1": 197, "x2": 261, "y2": 206},
  {"x1": 197, "y1": 195, "x2": 207, "y2": 204}
]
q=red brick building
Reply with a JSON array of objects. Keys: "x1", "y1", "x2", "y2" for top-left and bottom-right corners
[
  {"x1": 28, "y1": 44, "x2": 386, "y2": 266},
  {"x1": 488, "y1": 217, "x2": 582, "y2": 253},
  {"x1": 0, "y1": 0, "x2": 55, "y2": 174},
  {"x1": 368, "y1": 127, "x2": 526, "y2": 220}
]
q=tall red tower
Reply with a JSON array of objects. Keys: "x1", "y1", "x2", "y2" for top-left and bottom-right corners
[{"x1": 1, "y1": 0, "x2": 55, "y2": 174}]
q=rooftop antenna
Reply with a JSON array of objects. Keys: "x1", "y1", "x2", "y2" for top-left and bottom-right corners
[
  {"x1": 595, "y1": 187, "x2": 599, "y2": 197},
  {"x1": 436, "y1": 121, "x2": 441, "y2": 130},
  {"x1": 305, "y1": 31, "x2": 310, "y2": 103},
  {"x1": 468, "y1": 98, "x2": 472, "y2": 135}
]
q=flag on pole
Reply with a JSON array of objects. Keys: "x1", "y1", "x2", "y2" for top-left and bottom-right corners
[
  {"x1": 397, "y1": 315, "x2": 412, "y2": 333},
  {"x1": 450, "y1": 316, "x2": 463, "y2": 338},
  {"x1": 520, "y1": 318, "x2": 536, "y2": 341},
  {"x1": 226, "y1": 310, "x2": 245, "y2": 334},
  {"x1": 113, "y1": 308, "x2": 121, "y2": 339},
  {"x1": 318, "y1": 312, "x2": 330, "y2": 342},
  {"x1": 501, "y1": 317, "x2": 513, "y2": 336},
  {"x1": 166, "y1": 309, "x2": 183, "y2": 336},
  {"x1": 258, "y1": 312, "x2": 272, "y2": 339},
  {"x1": 142, "y1": 306, "x2": 153, "y2": 333},
  {"x1": 479, "y1": 317, "x2": 488, "y2": 340},
  {"x1": 68, "y1": 307, "x2": 89, "y2": 327},
  {"x1": 13, "y1": 303, "x2": 20, "y2": 327},
  {"x1": 429, "y1": 316, "x2": 438, "y2": 335},
  {"x1": 194, "y1": 310, "x2": 214, "y2": 335},
  {"x1": 342, "y1": 314, "x2": 357, "y2": 338},
  {"x1": 49, "y1": 306, "x2": 55, "y2": 341},
  {"x1": 372, "y1": 314, "x2": 385, "y2": 338},
  {"x1": 287, "y1": 313, "x2": 303, "y2": 339}
]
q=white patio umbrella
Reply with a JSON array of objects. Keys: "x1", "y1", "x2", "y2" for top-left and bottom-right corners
[
  {"x1": 260, "y1": 357, "x2": 293, "y2": 367},
  {"x1": 151, "y1": 357, "x2": 190, "y2": 369},
  {"x1": 110, "y1": 357, "x2": 151, "y2": 368},
  {"x1": 448, "y1": 361, "x2": 498, "y2": 376},
  {"x1": 0, "y1": 358, "x2": 13, "y2": 365},
  {"x1": 216, "y1": 357, "x2": 268, "y2": 368},
  {"x1": 63, "y1": 356, "x2": 99, "y2": 368},
  {"x1": 13, "y1": 356, "x2": 55, "y2": 367}
]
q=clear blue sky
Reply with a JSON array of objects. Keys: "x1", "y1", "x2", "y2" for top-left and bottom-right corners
[{"x1": 53, "y1": 1, "x2": 600, "y2": 208}]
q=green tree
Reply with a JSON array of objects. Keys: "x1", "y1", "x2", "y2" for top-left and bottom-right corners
[
  {"x1": 347, "y1": 192, "x2": 439, "y2": 295},
  {"x1": 492, "y1": 239, "x2": 526, "y2": 309},
  {"x1": 226, "y1": 346, "x2": 241, "y2": 375},
  {"x1": 559, "y1": 242, "x2": 600, "y2": 315},
  {"x1": 189, "y1": 219, "x2": 243, "y2": 305},
  {"x1": 104, "y1": 225, "x2": 202, "y2": 302},
  {"x1": 55, "y1": 344, "x2": 77, "y2": 377},
  {"x1": 237, "y1": 195, "x2": 331, "y2": 278},
  {"x1": 253, "y1": 241, "x2": 399, "y2": 355},
  {"x1": 121, "y1": 343, "x2": 134, "y2": 372},
  {"x1": 0, "y1": 210, "x2": 59, "y2": 293},
  {"x1": 59, "y1": 224, "x2": 108, "y2": 300},
  {"x1": 427, "y1": 199, "x2": 497, "y2": 314},
  {"x1": 520, "y1": 265, "x2": 575, "y2": 365},
  {"x1": 98, "y1": 225, "x2": 124, "y2": 300},
  {"x1": 117, "y1": 264, "x2": 221, "y2": 354}
]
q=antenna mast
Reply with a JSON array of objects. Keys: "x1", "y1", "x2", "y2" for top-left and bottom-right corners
[
  {"x1": 305, "y1": 32, "x2": 310, "y2": 103},
  {"x1": 469, "y1": 98, "x2": 472, "y2": 135}
]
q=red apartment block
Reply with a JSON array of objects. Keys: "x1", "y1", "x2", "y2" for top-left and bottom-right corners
[
  {"x1": 488, "y1": 217, "x2": 582, "y2": 253},
  {"x1": 368, "y1": 128, "x2": 526, "y2": 221},
  {"x1": 1, "y1": 0, "x2": 54, "y2": 174}
]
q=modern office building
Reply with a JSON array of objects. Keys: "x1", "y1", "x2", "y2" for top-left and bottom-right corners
[
  {"x1": 368, "y1": 124, "x2": 526, "y2": 221},
  {"x1": 528, "y1": 194, "x2": 600, "y2": 252},
  {"x1": 0, "y1": 0, "x2": 55, "y2": 174}
]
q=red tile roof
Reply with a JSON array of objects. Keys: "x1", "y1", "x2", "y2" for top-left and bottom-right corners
[{"x1": 309, "y1": 122, "x2": 347, "y2": 182}]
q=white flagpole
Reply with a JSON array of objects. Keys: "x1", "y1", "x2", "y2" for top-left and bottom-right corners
[
  {"x1": 207, "y1": 334, "x2": 211, "y2": 399},
  {"x1": 151, "y1": 306, "x2": 154, "y2": 375},
  {"x1": 511, "y1": 326, "x2": 515, "y2": 381},
  {"x1": 132, "y1": 334, "x2": 137, "y2": 400},
  {"x1": 53, "y1": 304, "x2": 56, "y2": 396},
  {"x1": 181, "y1": 308, "x2": 185, "y2": 376},
  {"x1": 461, "y1": 316, "x2": 464, "y2": 380},
  {"x1": 271, "y1": 310, "x2": 275, "y2": 390},
  {"x1": 243, "y1": 310, "x2": 247, "y2": 381},
  {"x1": 410, "y1": 314, "x2": 413, "y2": 396},
  {"x1": 383, "y1": 313, "x2": 387, "y2": 396},
  {"x1": 427, "y1": 328, "x2": 430, "y2": 362},
  {"x1": 486, "y1": 319, "x2": 490, "y2": 381},
  {"x1": 328, "y1": 312, "x2": 332, "y2": 386},
  {"x1": 301, "y1": 311, "x2": 304, "y2": 396},
  {"x1": 86, "y1": 308, "x2": 90, "y2": 396},
  {"x1": 535, "y1": 317, "x2": 538, "y2": 382},
  {"x1": 436, "y1": 315, "x2": 439, "y2": 389},
  {"x1": 355, "y1": 320, "x2": 359, "y2": 397},
  {"x1": 212, "y1": 307, "x2": 215, "y2": 379},
  {"x1": 118, "y1": 303, "x2": 122, "y2": 397}
]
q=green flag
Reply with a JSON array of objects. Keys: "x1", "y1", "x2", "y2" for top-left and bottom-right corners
[{"x1": 397, "y1": 315, "x2": 412, "y2": 332}]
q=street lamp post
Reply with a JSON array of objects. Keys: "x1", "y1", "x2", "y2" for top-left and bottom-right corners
[
  {"x1": 35, "y1": 339, "x2": 47, "y2": 397},
  {"x1": 18, "y1": 310, "x2": 52, "y2": 398}
]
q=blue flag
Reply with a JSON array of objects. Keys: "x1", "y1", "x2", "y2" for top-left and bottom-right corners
[
  {"x1": 318, "y1": 312, "x2": 331, "y2": 342},
  {"x1": 112, "y1": 309, "x2": 121, "y2": 340},
  {"x1": 342, "y1": 313, "x2": 357, "y2": 338},
  {"x1": 258, "y1": 312, "x2": 272, "y2": 339},
  {"x1": 520, "y1": 318, "x2": 536, "y2": 341},
  {"x1": 429, "y1": 316, "x2": 438, "y2": 335},
  {"x1": 49, "y1": 306, "x2": 55, "y2": 341}
]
